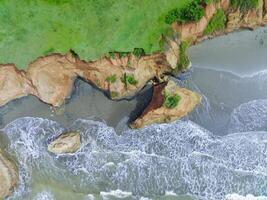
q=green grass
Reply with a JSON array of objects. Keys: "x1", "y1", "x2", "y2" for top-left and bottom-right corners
[
  {"x1": 0, "y1": 0, "x2": 192, "y2": 69},
  {"x1": 204, "y1": 9, "x2": 226, "y2": 35},
  {"x1": 177, "y1": 41, "x2": 190, "y2": 71}
]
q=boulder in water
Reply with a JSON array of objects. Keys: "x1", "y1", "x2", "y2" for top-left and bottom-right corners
[
  {"x1": 0, "y1": 149, "x2": 18, "y2": 199},
  {"x1": 48, "y1": 132, "x2": 81, "y2": 154}
]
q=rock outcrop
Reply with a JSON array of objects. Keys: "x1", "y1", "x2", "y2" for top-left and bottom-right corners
[
  {"x1": 0, "y1": 149, "x2": 18, "y2": 199},
  {"x1": 0, "y1": 37, "x2": 178, "y2": 107},
  {"x1": 172, "y1": 0, "x2": 230, "y2": 42},
  {"x1": 0, "y1": 64, "x2": 36, "y2": 107},
  {"x1": 131, "y1": 80, "x2": 201, "y2": 128},
  {"x1": 27, "y1": 53, "x2": 78, "y2": 106},
  {"x1": 172, "y1": 0, "x2": 267, "y2": 43},
  {"x1": 226, "y1": 0, "x2": 264, "y2": 31},
  {"x1": 76, "y1": 51, "x2": 172, "y2": 100},
  {"x1": 48, "y1": 132, "x2": 81, "y2": 154}
]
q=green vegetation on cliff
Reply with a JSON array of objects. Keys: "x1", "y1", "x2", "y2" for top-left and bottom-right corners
[
  {"x1": 230, "y1": 0, "x2": 259, "y2": 11},
  {"x1": 106, "y1": 74, "x2": 117, "y2": 83},
  {"x1": 204, "y1": 9, "x2": 226, "y2": 35},
  {"x1": 121, "y1": 74, "x2": 138, "y2": 89},
  {"x1": 164, "y1": 93, "x2": 181, "y2": 108},
  {"x1": 177, "y1": 41, "x2": 190, "y2": 71},
  {"x1": 0, "y1": 0, "x2": 193, "y2": 69},
  {"x1": 165, "y1": 1, "x2": 205, "y2": 24}
]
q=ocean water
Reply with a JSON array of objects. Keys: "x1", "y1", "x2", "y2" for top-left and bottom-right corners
[{"x1": 0, "y1": 28, "x2": 267, "y2": 200}]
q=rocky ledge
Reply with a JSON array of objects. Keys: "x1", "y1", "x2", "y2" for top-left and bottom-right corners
[
  {"x1": 131, "y1": 80, "x2": 201, "y2": 128},
  {"x1": 172, "y1": 0, "x2": 267, "y2": 43},
  {"x1": 0, "y1": 37, "x2": 179, "y2": 107},
  {"x1": 0, "y1": 149, "x2": 18, "y2": 199}
]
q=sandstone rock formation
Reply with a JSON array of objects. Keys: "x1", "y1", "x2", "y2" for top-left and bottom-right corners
[
  {"x1": 172, "y1": 0, "x2": 230, "y2": 42},
  {"x1": 0, "y1": 64, "x2": 36, "y2": 107},
  {"x1": 172, "y1": 0, "x2": 267, "y2": 43},
  {"x1": 131, "y1": 80, "x2": 201, "y2": 128},
  {"x1": 48, "y1": 132, "x2": 81, "y2": 154},
  {"x1": 0, "y1": 37, "x2": 178, "y2": 107},
  {"x1": 76, "y1": 51, "x2": 172, "y2": 100},
  {"x1": 27, "y1": 52, "x2": 78, "y2": 106},
  {"x1": 0, "y1": 149, "x2": 18, "y2": 199}
]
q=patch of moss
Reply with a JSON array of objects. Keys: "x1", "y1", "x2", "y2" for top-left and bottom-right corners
[
  {"x1": 132, "y1": 48, "x2": 145, "y2": 58},
  {"x1": 204, "y1": 9, "x2": 226, "y2": 35},
  {"x1": 106, "y1": 74, "x2": 117, "y2": 83},
  {"x1": 110, "y1": 91, "x2": 119, "y2": 98},
  {"x1": 230, "y1": 0, "x2": 259, "y2": 11},
  {"x1": 176, "y1": 41, "x2": 190, "y2": 71},
  {"x1": 121, "y1": 74, "x2": 138, "y2": 89},
  {"x1": 164, "y1": 93, "x2": 181, "y2": 109}
]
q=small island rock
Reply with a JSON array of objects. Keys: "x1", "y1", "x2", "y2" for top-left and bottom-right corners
[
  {"x1": 131, "y1": 80, "x2": 201, "y2": 128},
  {"x1": 48, "y1": 132, "x2": 81, "y2": 154}
]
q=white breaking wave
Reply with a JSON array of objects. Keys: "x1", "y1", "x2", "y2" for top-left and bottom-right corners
[
  {"x1": 33, "y1": 191, "x2": 54, "y2": 200},
  {"x1": 2, "y1": 117, "x2": 267, "y2": 200},
  {"x1": 229, "y1": 99, "x2": 267, "y2": 133},
  {"x1": 226, "y1": 194, "x2": 267, "y2": 200},
  {"x1": 100, "y1": 190, "x2": 132, "y2": 199}
]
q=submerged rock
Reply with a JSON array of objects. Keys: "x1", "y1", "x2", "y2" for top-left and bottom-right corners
[
  {"x1": 131, "y1": 80, "x2": 201, "y2": 128},
  {"x1": 48, "y1": 132, "x2": 81, "y2": 154},
  {"x1": 0, "y1": 149, "x2": 18, "y2": 199}
]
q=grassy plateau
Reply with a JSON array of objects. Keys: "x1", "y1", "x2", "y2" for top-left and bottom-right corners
[{"x1": 0, "y1": 0, "x2": 192, "y2": 69}]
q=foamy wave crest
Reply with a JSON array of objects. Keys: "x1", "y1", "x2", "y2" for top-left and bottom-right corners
[
  {"x1": 33, "y1": 191, "x2": 54, "y2": 200},
  {"x1": 229, "y1": 99, "x2": 267, "y2": 133},
  {"x1": 225, "y1": 193, "x2": 267, "y2": 200},
  {"x1": 2, "y1": 117, "x2": 267, "y2": 200}
]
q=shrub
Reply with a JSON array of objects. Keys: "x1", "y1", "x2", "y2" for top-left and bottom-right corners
[
  {"x1": 164, "y1": 93, "x2": 181, "y2": 109},
  {"x1": 106, "y1": 74, "x2": 117, "y2": 83},
  {"x1": 119, "y1": 52, "x2": 129, "y2": 58},
  {"x1": 230, "y1": 0, "x2": 259, "y2": 11},
  {"x1": 121, "y1": 74, "x2": 138, "y2": 89},
  {"x1": 132, "y1": 48, "x2": 145, "y2": 58},
  {"x1": 165, "y1": 8, "x2": 180, "y2": 24},
  {"x1": 204, "y1": 9, "x2": 226, "y2": 35},
  {"x1": 179, "y1": 1, "x2": 205, "y2": 23},
  {"x1": 165, "y1": 1, "x2": 205, "y2": 24},
  {"x1": 177, "y1": 41, "x2": 190, "y2": 71},
  {"x1": 108, "y1": 52, "x2": 116, "y2": 59}
]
